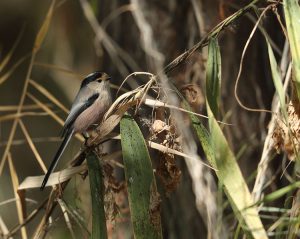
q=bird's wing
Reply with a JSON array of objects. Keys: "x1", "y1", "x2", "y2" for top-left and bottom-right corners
[
  {"x1": 61, "y1": 89, "x2": 99, "y2": 137},
  {"x1": 40, "y1": 90, "x2": 100, "y2": 190}
]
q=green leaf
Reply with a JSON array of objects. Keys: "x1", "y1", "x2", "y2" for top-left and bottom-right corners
[
  {"x1": 86, "y1": 151, "x2": 107, "y2": 239},
  {"x1": 262, "y1": 181, "x2": 300, "y2": 203},
  {"x1": 189, "y1": 100, "x2": 267, "y2": 238},
  {"x1": 283, "y1": 0, "x2": 300, "y2": 100},
  {"x1": 188, "y1": 108, "x2": 216, "y2": 167},
  {"x1": 120, "y1": 115, "x2": 162, "y2": 239},
  {"x1": 207, "y1": 104, "x2": 267, "y2": 238},
  {"x1": 206, "y1": 38, "x2": 221, "y2": 116},
  {"x1": 266, "y1": 40, "x2": 287, "y2": 118},
  {"x1": 188, "y1": 39, "x2": 268, "y2": 238}
]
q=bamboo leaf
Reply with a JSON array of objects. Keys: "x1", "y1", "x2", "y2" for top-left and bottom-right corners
[
  {"x1": 189, "y1": 39, "x2": 268, "y2": 238},
  {"x1": 86, "y1": 151, "x2": 107, "y2": 239},
  {"x1": 188, "y1": 109, "x2": 216, "y2": 167},
  {"x1": 206, "y1": 38, "x2": 221, "y2": 116},
  {"x1": 189, "y1": 102, "x2": 267, "y2": 238},
  {"x1": 283, "y1": 0, "x2": 300, "y2": 99},
  {"x1": 266, "y1": 40, "x2": 286, "y2": 117},
  {"x1": 120, "y1": 115, "x2": 162, "y2": 239},
  {"x1": 207, "y1": 104, "x2": 267, "y2": 238}
]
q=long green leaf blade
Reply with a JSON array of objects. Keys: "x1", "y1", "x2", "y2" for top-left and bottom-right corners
[
  {"x1": 120, "y1": 115, "x2": 162, "y2": 239},
  {"x1": 207, "y1": 104, "x2": 267, "y2": 238},
  {"x1": 283, "y1": 0, "x2": 300, "y2": 99},
  {"x1": 86, "y1": 151, "x2": 107, "y2": 239},
  {"x1": 266, "y1": 40, "x2": 287, "y2": 118},
  {"x1": 206, "y1": 38, "x2": 221, "y2": 116},
  {"x1": 194, "y1": 38, "x2": 267, "y2": 238}
]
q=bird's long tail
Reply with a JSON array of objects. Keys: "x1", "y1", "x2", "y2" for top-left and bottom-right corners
[{"x1": 40, "y1": 129, "x2": 74, "y2": 190}]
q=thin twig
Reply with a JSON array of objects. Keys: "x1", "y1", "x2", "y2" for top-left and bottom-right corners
[
  {"x1": 79, "y1": 0, "x2": 140, "y2": 89},
  {"x1": 252, "y1": 63, "x2": 292, "y2": 201},
  {"x1": 58, "y1": 199, "x2": 76, "y2": 239},
  {"x1": 7, "y1": 153, "x2": 28, "y2": 239},
  {"x1": 18, "y1": 119, "x2": 47, "y2": 173},
  {"x1": 234, "y1": 5, "x2": 273, "y2": 113},
  {"x1": 163, "y1": 0, "x2": 262, "y2": 74},
  {"x1": 0, "y1": 0, "x2": 56, "y2": 175}
]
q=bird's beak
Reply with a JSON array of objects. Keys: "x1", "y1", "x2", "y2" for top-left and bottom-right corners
[{"x1": 104, "y1": 76, "x2": 111, "y2": 81}]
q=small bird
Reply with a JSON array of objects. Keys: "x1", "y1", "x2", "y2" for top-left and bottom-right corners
[{"x1": 40, "y1": 71, "x2": 112, "y2": 190}]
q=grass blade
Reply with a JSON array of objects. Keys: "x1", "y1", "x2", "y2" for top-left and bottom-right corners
[
  {"x1": 0, "y1": 26, "x2": 24, "y2": 72},
  {"x1": 207, "y1": 104, "x2": 267, "y2": 238},
  {"x1": 206, "y1": 38, "x2": 221, "y2": 116},
  {"x1": 120, "y1": 115, "x2": 162, "y2": 239},
  {"x1": 0, "y1": 0, "x2": 55, "y2": 176},
  {"x1": 189, "y1": 102, "x2": 267, "y2": 238},
  {"x1": 283, "y1": 0, "x2": 300, "y2": 99},
  {"x1": 33, "y1": 1, "x2": 55, "y2": 52},
  {"x1": 266, "y1": 40, "x2": 287, "y2": 118},
  {"x1": 261, "y1": 181, "x2": 300, "y2": 203},
  {"x1": 86, "y1": 151, "x2": 107, "y2": 239},
  {"x1": 8, "y1": 153, "x2": 28, "y2": 239},
  {"x1": 29, "y1": 79, "x2": 69, "y2": 113},
  {"x1": 189, "y1": 38, "x2": 268, "y2": 238}
]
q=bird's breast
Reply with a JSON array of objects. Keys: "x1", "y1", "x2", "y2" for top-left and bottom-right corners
[{"x1": 73, "y1": 94, "x2": 111, "y2": 133}]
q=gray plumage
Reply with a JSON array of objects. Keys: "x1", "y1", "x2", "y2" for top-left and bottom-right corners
[{"x1": 40, "y1": 71, "x2": 112, "y2": 190}]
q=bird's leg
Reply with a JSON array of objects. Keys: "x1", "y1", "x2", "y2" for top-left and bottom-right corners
[
  {"x1": 82, "y1": 132, "x2": 90, "y2": 146},
  {"x1": 82, "y1": 132, "x2": 89, "y2": 139}
]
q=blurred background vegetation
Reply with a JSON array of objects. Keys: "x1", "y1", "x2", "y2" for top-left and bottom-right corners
[{"x1": 0, "y1": 0, "x2": 300, "y2": 238}]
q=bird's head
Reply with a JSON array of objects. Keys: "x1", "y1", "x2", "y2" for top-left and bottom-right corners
[{"x1": 81, "y1": 71, "x2": 111, "y2": 88}]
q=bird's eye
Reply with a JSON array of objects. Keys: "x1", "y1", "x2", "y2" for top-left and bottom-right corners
[{"x1": 97, "y1": 79, "x2": 102, "y2": 82}]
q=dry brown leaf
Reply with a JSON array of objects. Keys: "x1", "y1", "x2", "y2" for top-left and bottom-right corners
[
  {"x1": 144, "y1": 98, "x2": 226, "y2": 124},
  {"x1": 149, "y1": 181, "x2": 161, "y2": 230},
  {"x1": 18, "y1": 164, "x2": 87, "y2": 190},
  {"x1": 8, "y1": 153, "x2": 28, "y2": 238},
  {"x1": 181, "y1": 84, "x2": 204, "y2": 111},
  {"x1": 156, "y1": 153, "x2": 181, "y2": 194},
  {"x1": 57, "y1": 200, "x2": 76, "y2": 238},
  {"x1": 272, "y1": 101, "x2": 300, "y2": 160},
  {"x1": 103, "y1": 162, "x2": 122, "y2": 221},
  {"x1": 18, "y1": 120, "x2": 47, "y2": 173},
  {"x1": 0, "y1": 217, "x2": 10, "y2": 237},
  {"x1": 29, "y1": 79, "x2": 69, "y2": 113},
  {"x1": 0, "y1": 104, "x2": 51, "y2": 112},
  {"x1": 104, "y1": 88, "x2": 139, "y2": 120},
  {"x1": 151, "y1": 120, "x2": 170, "y2": 134},
  {"x1": 0, "y1": 112, "x2": 48, "y2": 122},
  {"x1": 88, "y1": 99, "x2": 138, "y2": 146},
  {"x1": 33, "y1": 0, "x2": 55, "y2": 52}
]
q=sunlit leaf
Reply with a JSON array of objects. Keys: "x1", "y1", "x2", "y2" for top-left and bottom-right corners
[
  {"x1": 189, "y1": 38, "x2": 268, "y2": 238},
  {"x1": 283, "y1": 0, "x2": 300, "y2": 100},
  {"x1": 266, "y1": 40, "x2": 286, "y2": 118}
]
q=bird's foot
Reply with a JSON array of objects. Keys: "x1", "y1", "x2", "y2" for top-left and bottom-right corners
[{"x1": 82, "y1": 132, "x2": 90, "y2": 146}]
